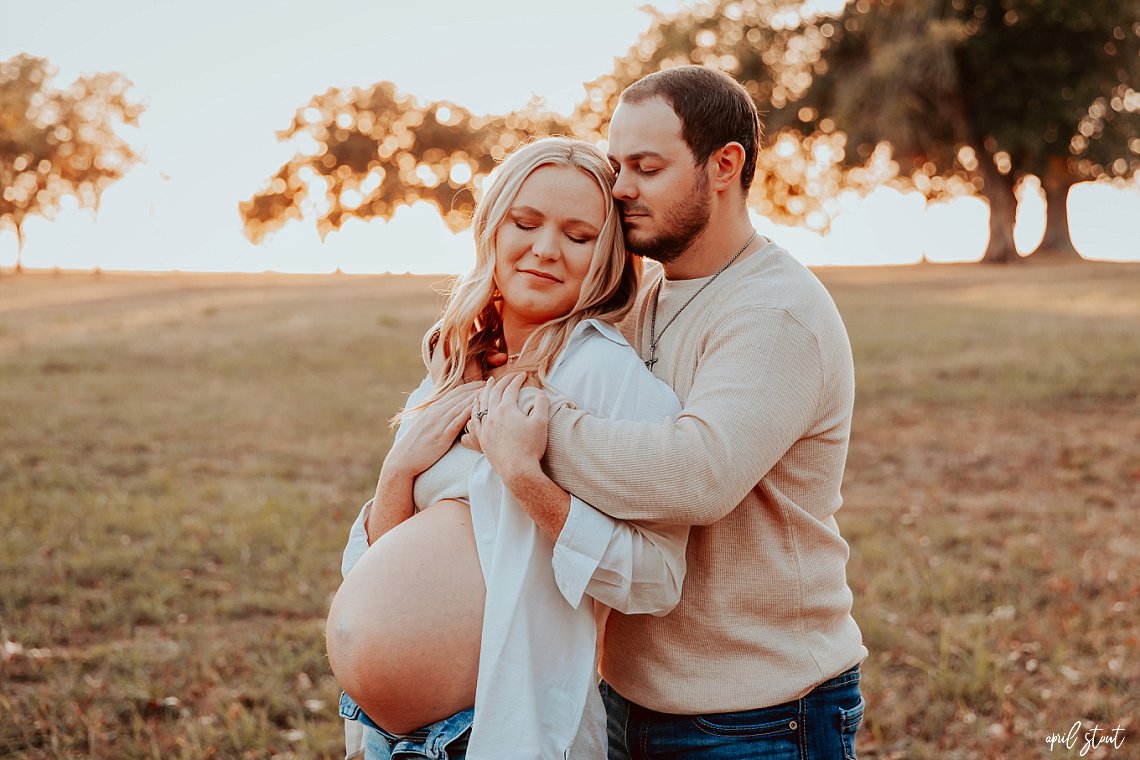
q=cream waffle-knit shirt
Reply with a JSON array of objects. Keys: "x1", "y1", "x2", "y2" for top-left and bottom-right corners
[{"x1": 546, "y1": 240, "x2": 867, "y2": 713}]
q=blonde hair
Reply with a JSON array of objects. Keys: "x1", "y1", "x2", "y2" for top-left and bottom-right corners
[{"x1": 398, "y1": 137, "x2": 638, "y2": 421}]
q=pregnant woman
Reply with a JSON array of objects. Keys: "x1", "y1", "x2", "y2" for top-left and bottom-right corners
[{"x1": 326, "y1": 137, "x2": 687, "y2": 759}]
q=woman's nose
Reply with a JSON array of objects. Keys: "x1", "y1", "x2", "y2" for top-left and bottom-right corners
[{"x1": 532, "y1": 227, "x2": 560, "y2": 260}]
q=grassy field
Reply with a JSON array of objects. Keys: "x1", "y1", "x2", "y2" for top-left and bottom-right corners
[{"x1": 1, "y1": 262, "x2": 1137, "y2": 758}]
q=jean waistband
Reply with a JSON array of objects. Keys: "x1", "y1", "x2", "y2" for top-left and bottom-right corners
[
  {"x1": 339, "y1": 691, "x2": 474, "y2": 747},
  {"x1": 812, "y1": 663, "x2": 861, "y2": 692},
  {"x1": 619, "y1": 664, "x2": 861, "y2": 721}
]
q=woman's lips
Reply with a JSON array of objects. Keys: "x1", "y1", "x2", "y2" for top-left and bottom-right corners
[{"x1": 519, "y1": 268, "x2": 560, "y2": 282}]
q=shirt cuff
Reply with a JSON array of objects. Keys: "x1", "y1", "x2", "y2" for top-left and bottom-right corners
[
  {"x1": 340, "y1": 499, "x2": 373, "y2": 578},
  {"x1": 551, "y1": 495, "x2": 613, "y2": 609}
]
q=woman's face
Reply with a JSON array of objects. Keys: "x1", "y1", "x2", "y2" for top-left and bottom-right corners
[{"x1": 493, "y1": 164, "x2": 607, "y2": 334}]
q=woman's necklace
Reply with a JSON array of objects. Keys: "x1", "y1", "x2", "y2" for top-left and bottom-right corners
[{"x1": 643, "y1": 231, "x2": 756, "y2": 371}]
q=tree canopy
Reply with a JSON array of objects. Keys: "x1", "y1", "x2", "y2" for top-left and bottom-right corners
[
  {"x1": 241, "y1": 0, "x2": 1140, "y2": 264},
  {"x1": 239, "y1": 83, "x2": 572, "y2": 243},
  {"x1": 240, "y1": 1, "x2": 851, "y2": 243},
  {"x1": 0, "y1": 54, "x2": 143, "y2": 271},
  {"x1": 793, "y1": 0, "x2": 1140, "y2": 261}
]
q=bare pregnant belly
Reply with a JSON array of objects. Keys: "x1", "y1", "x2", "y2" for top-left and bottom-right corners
[{"x1": 326, "y1": 500, "x2": 485, "y2": 735}]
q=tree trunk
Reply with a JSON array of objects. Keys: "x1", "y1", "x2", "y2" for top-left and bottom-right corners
[
  {"x1": 979, "y1": 160, "x2": 1018, "y2": 264},
  {"x1": 12, "y1": 223, "x2": 24, "y2": 274},
  {"x1": 1031, "y1": 155, "x2": 1081, "y2": 260}
]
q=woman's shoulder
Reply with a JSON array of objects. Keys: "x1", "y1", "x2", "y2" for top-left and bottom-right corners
[
  {"x1": 549, "y1": 319, "x2": 680, "y2": 420},
  {"x1": 548, "y1": 318, "x2": 635, "y2": 375},
  {"x1": 561, "y1": 317, "x2": 628, "y2": 354}
]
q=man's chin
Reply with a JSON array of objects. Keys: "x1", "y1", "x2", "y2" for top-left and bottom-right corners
[{"x1": 627, "y1": 235, "x2": 683, "y2": 264}]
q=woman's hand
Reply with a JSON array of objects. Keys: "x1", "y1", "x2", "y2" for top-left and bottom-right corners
[
  {"x1": 468, "y1": 374, "x2": 551, "y2": 482},
  {"x1": 385, "y1": 381, "x2": 484, "y2": 479},
  {"x1": 467, "y1": 373, "x2": 573, "y2": 542},
  {"x1": 367, "y1": 381, "x2": 482, "y2": 543}
]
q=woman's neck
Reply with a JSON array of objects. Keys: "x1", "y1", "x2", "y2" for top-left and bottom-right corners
[{"x1": 500, "y1": 314, "x2": 538, "y2": 357}]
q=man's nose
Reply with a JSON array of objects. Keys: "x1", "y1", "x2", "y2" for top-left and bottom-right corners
[{"x1": 612, "y1": 169, "x2": 637, "y2": 201}]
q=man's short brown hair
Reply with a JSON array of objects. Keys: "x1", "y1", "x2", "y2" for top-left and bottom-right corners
[{"x1": 621, "y1": 65, "x2": 762, "y2": 192}]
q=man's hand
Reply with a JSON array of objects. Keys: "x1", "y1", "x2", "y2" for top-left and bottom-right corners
[{"x1": 466, "y1": 373, "x2": 551, "y2": 482}]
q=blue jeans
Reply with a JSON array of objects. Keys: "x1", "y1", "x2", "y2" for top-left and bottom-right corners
[
  {"x1": 339, "y1": 691, "x2": 473, "y2": 760},
  {"x1": 601, "y1": 665, "x2": 864, "y2": 760}
]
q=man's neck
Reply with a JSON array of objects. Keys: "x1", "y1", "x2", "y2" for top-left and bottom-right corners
[{"x1": 661, "y1": 214, "x2": 760, "y2": 280}]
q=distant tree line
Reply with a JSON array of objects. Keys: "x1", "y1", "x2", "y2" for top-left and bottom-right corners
[
  {"x1": 241, "y1": 0, "x2": 1139, "y2": 263},
  {"x1": 2, "y1": 1, "x2": 1136, "y2": 269}
]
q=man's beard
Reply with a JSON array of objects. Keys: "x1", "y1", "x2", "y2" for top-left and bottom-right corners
[{"x1": 622, "y1": 171, "x2": 711, "y2": 264}]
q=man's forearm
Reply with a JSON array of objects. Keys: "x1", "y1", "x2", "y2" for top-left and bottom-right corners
[
  {"x1": 544, "y1": 407, "x2": 744, "y2": 525},
  {"x1": 499, "y1": 462, "x2": 571, "y2": 543},
  {"x1": 543, "y1": 305, "x2": 832, "y2": 525}
]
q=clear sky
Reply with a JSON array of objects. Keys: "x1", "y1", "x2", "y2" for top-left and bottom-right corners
[{"x1": 1, "y1": 0, "x2": 1137, "y2": 273}]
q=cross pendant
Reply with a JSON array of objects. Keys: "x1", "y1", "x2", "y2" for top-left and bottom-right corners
[{"x1": 645, "y1": 356, "x2": 658, "y2": 370}]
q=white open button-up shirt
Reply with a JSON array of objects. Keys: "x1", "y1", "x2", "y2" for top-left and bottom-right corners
[{"x1": 342, "y1": 319, "x2": 688, "y2": 758}]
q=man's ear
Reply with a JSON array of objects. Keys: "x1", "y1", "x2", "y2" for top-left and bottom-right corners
[{"x1": 708, "y1": 142, "x2": 746, "y2": 192}]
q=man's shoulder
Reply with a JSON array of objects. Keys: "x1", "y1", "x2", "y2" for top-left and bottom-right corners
[{"x1": 722, "y1": 243, "x2": 842, "y2": 325}]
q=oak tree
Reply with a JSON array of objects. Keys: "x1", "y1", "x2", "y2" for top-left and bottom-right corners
[{"x1": 0, "y1": 54, "x2": 143, "y2": 271}]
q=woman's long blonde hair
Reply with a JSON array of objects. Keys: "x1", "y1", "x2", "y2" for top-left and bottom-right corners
[{"x1": 399, "y1": 137, "x2": 639, "y2": 420}]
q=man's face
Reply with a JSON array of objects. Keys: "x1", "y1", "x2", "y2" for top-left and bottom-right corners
[{"x1": 607, "y1": 97, "x2": 711, "y2": 264}]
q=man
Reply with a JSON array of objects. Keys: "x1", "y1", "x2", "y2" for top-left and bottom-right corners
[{"x1": 480, "y1": 65, "x2": 867, "y2": 758}]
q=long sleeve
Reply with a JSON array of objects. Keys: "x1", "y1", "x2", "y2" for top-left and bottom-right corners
[
  {"x1": 541, "y1": 322, "x2": 688, "y2": 615},
  {"x1": 340, "y1": 373, "x2": 434, "y2": 578},
  {"x1": 545, "y1": 306, "x2": 825, "y2": 525},
  {"x1": 557, "y1": 246, "x2": 865, "y2": 715},
  {"x1": 553, "y1": 496, "x2": 687, "y2": 615}
]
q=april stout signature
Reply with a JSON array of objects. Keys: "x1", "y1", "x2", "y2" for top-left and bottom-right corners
[{"x1": 1045, "y1": 722, "x2": 1127, "y2": 755}]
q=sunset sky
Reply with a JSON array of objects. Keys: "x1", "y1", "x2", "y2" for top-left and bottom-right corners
[{"x1": 1, "y1": 0, "x2": 1137, "y2": 274}]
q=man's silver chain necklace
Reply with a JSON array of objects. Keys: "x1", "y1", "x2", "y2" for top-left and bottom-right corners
[{"x1": 644, "y1": 230, "x2": 756, "y2": 370}]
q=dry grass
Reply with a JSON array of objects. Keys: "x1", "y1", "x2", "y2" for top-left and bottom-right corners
[{"x1": 1, "y1": 262, "x2": 1137, "y2": 758}]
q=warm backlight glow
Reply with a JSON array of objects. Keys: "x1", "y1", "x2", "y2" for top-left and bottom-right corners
[
  {"x1": 1014, "y1": 176, "x2": 1047, "y2": 256},
  {"x1": 1068, "y1": 183, "x2": 1140, "y2": 262},
  {"x1": 1, "y1": 178, "x2": 1137, "y2": 273},
  {"x1": 1, "y1": 1, "x2": 1137, "y2": 274}
]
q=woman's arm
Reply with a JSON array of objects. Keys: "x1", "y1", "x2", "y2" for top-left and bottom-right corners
[
  {"x1": 364, "y1": 381, "x2": 483, "y2": 543},
  {"x1": 468, "y1": 375, "x2": 566, "y2": 536},
  {"x1": 365, "y1": 463, "x2": 417, "y2": 544}
]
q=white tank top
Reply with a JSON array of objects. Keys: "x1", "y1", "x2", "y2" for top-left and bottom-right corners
[{"x1": 412, "y1": 441, "x2": 479, "y2": 510}]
